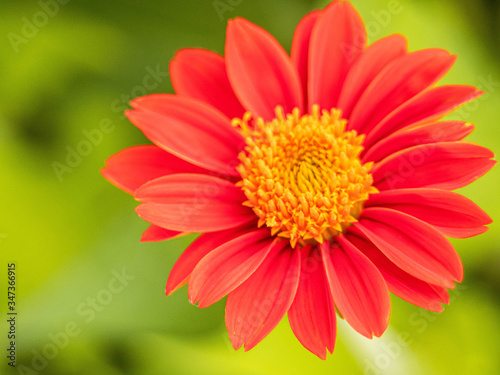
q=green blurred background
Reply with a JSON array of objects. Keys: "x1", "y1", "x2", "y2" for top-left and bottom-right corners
[{"x1": 1, "y1": 0, "x2": 499, "y2": 374}]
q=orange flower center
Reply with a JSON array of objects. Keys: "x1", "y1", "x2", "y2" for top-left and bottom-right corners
[{"x1": 234, "y1": 105, "x2": 377, "y2": 248}]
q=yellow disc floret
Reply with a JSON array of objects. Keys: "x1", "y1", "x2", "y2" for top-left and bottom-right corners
[{"x1": 233, "y1": 105, "x2": 377, "y2": 248}]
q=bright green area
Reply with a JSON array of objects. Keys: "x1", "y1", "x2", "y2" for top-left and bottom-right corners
[{"x1": 1, "y1": 0, "x2": 499, "y2": 374}]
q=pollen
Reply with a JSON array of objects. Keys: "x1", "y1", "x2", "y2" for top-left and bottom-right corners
[{"x1": 233, "y1": 105, "x2": 378, "y2": 248}]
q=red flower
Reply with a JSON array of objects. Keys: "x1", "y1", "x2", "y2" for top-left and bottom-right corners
[{"x1": 102, "y1": 1, "x2": 495, "y2": 359}]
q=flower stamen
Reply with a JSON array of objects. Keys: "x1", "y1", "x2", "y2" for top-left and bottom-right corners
[{"x1": 234, "y1": 105, "x2": 377, "y2": 248}]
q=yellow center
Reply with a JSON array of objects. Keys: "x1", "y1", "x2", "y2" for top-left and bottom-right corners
[{"x1": 233, "y1": 105, "x2": 377, "y2": 248}]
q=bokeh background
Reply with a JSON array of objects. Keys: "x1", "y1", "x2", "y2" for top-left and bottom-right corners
[{"x1": 1, "y1": 0, "x2": 500, "y2": 374}]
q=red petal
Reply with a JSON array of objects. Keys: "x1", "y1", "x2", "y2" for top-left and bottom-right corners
[
  {"x1": 226, "y1": 240, "x2": 300, "y2": 351},
  {"x1": 365, "y1": 188, "x2": 492, "y2": 238},
  {"x1": 127, "y1": 94, "x2": 243, "y2": 176},
  {"x1": 225, "y1": 18, "x2": 303, "y2": 120},
  {"x1": 354, "y1": 207, "x2": 463, "y2": 288},
  {"x1": 322, "y1": 238, "x2": 390, "y2": 338},
  {"x1": 102, "y1": 145, "x2": 208, "y2": 194},
  {"x1": 348, "y1": 49, "x2": 456, "y2": 134},
  {"x1": 363, "y1": 121, "x2": 475, "y2": 163},
  {"x1": 165, "y1": 227, "x2": 251, "y2": 296},
  {"x1": 372, "y1": 141, "x2": 496, "y2": 190},
  {"x1": 188, "y1": 229, "x2": 275, "y2": 308},
  {"x1": 346, "y1": 232, "x2": 449, "y2": 312},
  {"x1": 309, "y1": 1, "x2": 366, "y2": 111},
  {"x1": 288, "y1": 245, "x2": 336, "y2": 359},
  {"x1": 338, "y1": 34, "x2": 407, "y2": 119},
  {"x1": 291, "y1": 9, "x2": 322, "y2": 110},
  {"x1": 141, "y1": 225, "x2": 185, "y2": 243},
  {"x1": 170, "y1": 48, "x2": 246, "y2": 120},
  {"x1": 365, "y1": 85, "x2": 482, "y2": 147},
  {"x1": 431, "y1": 285, "x2": 451, "y2": 305},
  {"x1": 135, "y1": 174, "x2": 254, "y2": 232}
]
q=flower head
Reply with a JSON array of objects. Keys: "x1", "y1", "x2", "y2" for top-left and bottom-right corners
[{"x1": 102, "y1": 1, "x2": 495, "y2": 359}]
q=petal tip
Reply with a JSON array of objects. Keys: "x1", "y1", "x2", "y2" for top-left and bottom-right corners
[{"x1": 124, "y1": 108, "x2": 136, "y2": 119}]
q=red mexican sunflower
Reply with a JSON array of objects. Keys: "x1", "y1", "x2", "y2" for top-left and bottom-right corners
[{"x1": 102, "y1": 1, "x2": 495, "y2": 359}]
